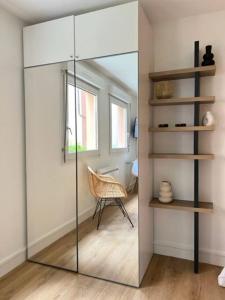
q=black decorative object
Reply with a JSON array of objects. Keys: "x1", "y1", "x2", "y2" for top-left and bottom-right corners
[
  {"x1": 175, "y1": 123, "x2": 187, "y2": 127},
  {"x1": 202, "y1": 45, "x2": 215, "y2": 66},
  {"x1": 133, "y1": 117, "x2": 138, "y2": 138},
  {"x1": 158, "y1": 124, "x2": 168, "y2": 127}
]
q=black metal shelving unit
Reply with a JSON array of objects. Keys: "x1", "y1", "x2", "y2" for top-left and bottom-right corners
[
  {"x1": 149, "y1": 41, "x2": 215, "y2": 273},
  {"x1": 194, "y1": 41, "x2": 200, "y2": 273}
]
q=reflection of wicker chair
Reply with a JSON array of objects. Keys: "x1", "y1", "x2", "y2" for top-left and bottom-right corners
[{"x1": 88, "y1": 167, "x2": 134, "y2": 229}]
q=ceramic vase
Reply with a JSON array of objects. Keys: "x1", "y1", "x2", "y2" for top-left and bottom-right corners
[
  {"x1": 159, "y1": 181, "x2": 173, "y2": 203},
  {"x1": 154, "y1": 81, "x2": 174, "y2": 99},
  {"x1": 202, "y1": 111, "x2": 215, "y2": 126}
]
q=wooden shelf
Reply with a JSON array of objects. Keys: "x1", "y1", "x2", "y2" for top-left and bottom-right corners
[
  {"x1": 149, "y1": 96, "x2": 215, "y2": 106},
  {"x1": 149, "y1": 65, "x2": 216, "y2": 82},
  {"x1": 149, "y1": 43, "x2": 215, "y2": 273},
  {"x1": 149, "y1": 125, "x2": 215, "y2": 132},
  {"x1": 149, "y1": 153, "x2": 214, "y2": 160},
  {"x1": 149, "y1": 198, "x2": 213, "y2": 214}
]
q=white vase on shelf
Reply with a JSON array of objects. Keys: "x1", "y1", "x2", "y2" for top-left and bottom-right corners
[
  {"x1": 159, "y1": 191, "x2": 172, "y2": 198},
  {"x1": 159, "y1": 181, "x2": 173, "y2": 203},
  {"x1": 202, "y1": 111, "x2": 215, "y2": 126}
]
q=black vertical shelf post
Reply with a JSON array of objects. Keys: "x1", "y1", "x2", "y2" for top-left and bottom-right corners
[{"x1": 194, "y1": 41, "x2": 200, "y2": 273}]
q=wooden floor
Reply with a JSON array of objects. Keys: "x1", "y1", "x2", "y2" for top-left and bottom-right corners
[
  {"x1": 0, "y1": 254, "x2": 224, "y2": 300},
  {"x1": 30, "y1": 195, "x2": 138, "y2": 286},
  {"x1": 31, "y1": 230, "x2": 77, "y2": 271},
  {"x1": 78, "y1": 194, "x2": 138, "y2": 285}
]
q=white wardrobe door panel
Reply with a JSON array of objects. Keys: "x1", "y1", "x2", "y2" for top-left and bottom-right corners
[
  {"x1": 23, "y1": 16, "x2": 75, "y2": 67},
  {"x1": 75, "y1": 2, "x2": 138, "y2": 61}
]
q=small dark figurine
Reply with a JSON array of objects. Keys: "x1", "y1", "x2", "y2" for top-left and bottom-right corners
[
  {"x1": 175, "y1": 123, "x2": 187, "y2": 127},
  {"x1": 202, "y1": 45, "x2": 215, "y2": 66},
  {"x1": 158, "y1": 124, "x2": 168, "y2": 128}
]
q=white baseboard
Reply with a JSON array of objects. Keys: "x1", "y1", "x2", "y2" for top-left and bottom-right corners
[
  {"x1": 78, "y1": 206, "x2": 94, "y2": 224},
  {"x1": 154, "y1": 240, "x2": 225, "y2": 267},
  {"x1": 0, "y1": 206, "x2": 94, "y2": 278},
  {"x1": 0, "y1": 248, "x2": 26, "y2": 278},
  {"x1": 28, "y1": 206, "x2": 94, "y2": 257},
  {"x1": 28, "y1": 218, "x2": 76, "y2": 257}
]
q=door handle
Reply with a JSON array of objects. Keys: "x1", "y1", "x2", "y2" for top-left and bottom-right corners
[
  {"x1": 66, "y1": 126, "x2": 72, "y2": 135},
  {"x1": 63, "y1": 70, "x2": 68, "y2": 163}
]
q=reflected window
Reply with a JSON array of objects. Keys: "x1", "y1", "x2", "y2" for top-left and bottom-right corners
[
  {"x1": 110, "y1": 96, "x2": 128, "y2": 150},
  {"x1": 67, "y1": 79, "x2": 98, "y2": 153}
]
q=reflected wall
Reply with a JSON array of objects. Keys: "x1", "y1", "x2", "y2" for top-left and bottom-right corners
[{"x1": 25, "y1": 61, "x2": 77, "y2": 271}]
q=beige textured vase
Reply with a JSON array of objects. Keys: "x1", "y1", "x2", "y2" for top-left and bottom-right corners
[
  {"x1": 154, "y1": 81, "x2": 174, "y2": 99},
  {"x1": 159, "y1": 181, "x2": 173, "y2": 203}
]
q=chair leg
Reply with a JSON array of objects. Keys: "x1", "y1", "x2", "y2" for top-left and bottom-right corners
[
  {"x1": 93, "y1": 199, "x2": 100, "y2": 220},
  {"x1": 118, "y1": 198, "x2": 134, "y2": 228},
  {"x1": 115, "y1": 198, "x2": 126, "y2": 217},
  {"x1": 97, "y1": 199, "x2": 106, "y2": 230}
]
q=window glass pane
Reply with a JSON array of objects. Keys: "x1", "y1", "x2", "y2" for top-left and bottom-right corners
[
  {"x1": 67, "y1": 84, "x2": 98, "y2": 153},
  {"x1": 111, "y1": 102, "x2": 127, "y2": 149},
  {"x1": 76, "y1": 88, "x2": 98, "y2": 152}
]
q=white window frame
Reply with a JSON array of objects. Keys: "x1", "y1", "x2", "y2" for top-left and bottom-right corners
[
  {"x1": 109, "y1": 94, "x2": 130, "y2": 153},
  {"x1": 66, "y1": 76, "x2": 100, "y2": 160}
]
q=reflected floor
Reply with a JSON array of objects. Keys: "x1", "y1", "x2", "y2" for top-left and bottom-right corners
[
  {"x1": 78, "y1": 194, "x2": 138, "y2": 286},
  {"x1": 30, "y1": 194, "x2": 138, "y2": 286},
  {"x1": 30, "y1": 230, "x2": 77, "y2": 271}
]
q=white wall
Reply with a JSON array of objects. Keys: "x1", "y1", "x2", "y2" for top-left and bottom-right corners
[
  {"x1": 0, "y1": 7, "x2": 25, "y2": 277},
  {"x1": 153, "y1": 10, "x2": 225, "y2": 266},
  {"x1": 25, "y1": 62, "x2": 78, "y2": 258}
]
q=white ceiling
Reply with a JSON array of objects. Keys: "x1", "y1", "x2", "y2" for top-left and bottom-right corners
[
  {"x1": 0, "y1": 0, "x2": 130, "y2": 24},
  {"x1": 142, "y1": 0, "x2": 225, "y2": 23},
  {"x1": 92, "y1": 53, "x2": 138, "y2": 95},
  {"x1": 1, "y1": 0, "x2": 225, "y2": 24}
]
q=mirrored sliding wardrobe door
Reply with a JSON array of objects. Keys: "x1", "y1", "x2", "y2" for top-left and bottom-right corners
[
  {"x1": 25, "y1": 61, "x2": 77, "y2": 271},
  {"x1": 75, "y1": 53, "x2": 139, "y2": 286}
]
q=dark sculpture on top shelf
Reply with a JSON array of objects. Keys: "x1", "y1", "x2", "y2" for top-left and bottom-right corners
[{"x1": 202, "y1": 45, "x2": 215, "y2": 66}]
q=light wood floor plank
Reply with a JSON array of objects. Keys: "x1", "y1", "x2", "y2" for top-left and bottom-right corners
[{"x1": 0, "y1": 255, "x2": 224, "y2": 300}]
